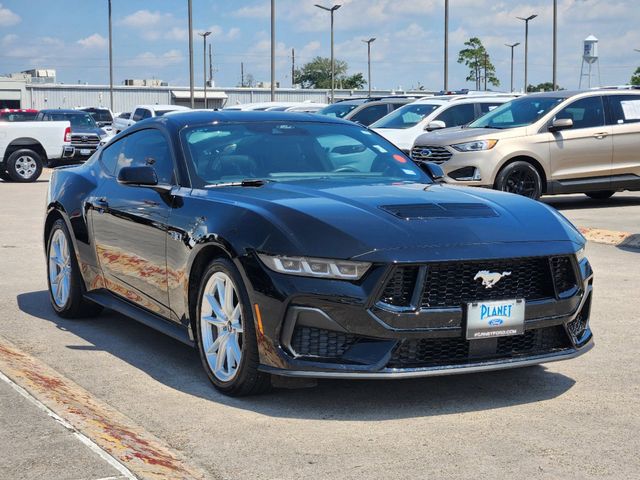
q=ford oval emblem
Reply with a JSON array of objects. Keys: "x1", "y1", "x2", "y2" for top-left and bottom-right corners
[
  {"x1": 488, "y1": 318, "x2": 504, "y2": 326},
  {"x1": 420, "y1": 149, "x2": 432, "y2": 157}
]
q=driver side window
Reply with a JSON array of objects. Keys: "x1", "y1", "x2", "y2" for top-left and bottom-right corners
[
  {"x1": 554, "y1": 96, "x2": 605, "y2": 130},
  {"x1": 116, "y1": 130, "x2": 175, "y2": 184}
]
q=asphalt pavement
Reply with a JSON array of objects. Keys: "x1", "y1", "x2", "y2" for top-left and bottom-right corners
[{"x1": 0, "y1": 172, "x2": 638, "y2": 480}]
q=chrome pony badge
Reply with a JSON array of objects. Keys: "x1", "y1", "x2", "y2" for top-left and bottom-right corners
[{"x1": 474, "y1": 270, "x2": 511, "y2": 289}]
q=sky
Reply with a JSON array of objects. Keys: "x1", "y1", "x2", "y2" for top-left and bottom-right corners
[{"x1": 0, "y1": 0, "x2": 639, "y2": 92}]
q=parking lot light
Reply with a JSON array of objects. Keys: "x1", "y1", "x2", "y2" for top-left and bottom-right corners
[
  {"x1": 517, "y1": 14, "x2": 537, "y2": 93},
  {"x1": 505, "y1": 42, "x2": 520, "y2": 93},
  {"x1": 362, "y1": 37, "x2": 376, "y2": 97},
  {"x1": 198, "y1": 32, "x2": 211, "y2": 109},
  {"x1": 314, "y1": 4, "x2": 342, "y2": 103},
  {"x1": 188, "y1": 0, "x2": 195, "y2": 108}
]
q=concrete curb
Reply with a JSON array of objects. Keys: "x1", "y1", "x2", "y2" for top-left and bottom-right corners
[{"x1": 579, "y1": 227, "x2": 640, "y2": 250}]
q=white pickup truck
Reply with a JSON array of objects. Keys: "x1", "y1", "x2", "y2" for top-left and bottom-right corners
[
  {"x1": 112, "y1": 104, "x2": 191, "y2": 134},
  {"x1": 0, "y1": 121, "x2": 73, "y2": 182}
]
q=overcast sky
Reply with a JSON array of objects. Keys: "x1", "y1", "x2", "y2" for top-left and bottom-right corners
[{"x1": 1, "y1": 0, "x2": 638, "y2": 91}]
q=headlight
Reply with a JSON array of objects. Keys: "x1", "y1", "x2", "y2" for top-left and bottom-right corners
[
  {"x1": 575, "y1": 247, "x2": 586, "y2": 262},
  {"x1": 258, "y1": 254, "x2": 371, "y2": 280},
  {"x1": 451, "y1": 139, "x2": 498, "y2": 152}
]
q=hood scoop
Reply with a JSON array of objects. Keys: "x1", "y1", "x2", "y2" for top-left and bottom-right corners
[{"x1": 380, "y1": 202, "x2": 499, "y2": 220}]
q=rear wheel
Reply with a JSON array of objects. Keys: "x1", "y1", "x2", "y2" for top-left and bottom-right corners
[
  {"x1": 47, "y1": 219, "x2": 102, "y2": 318},
  {"x1": 6, "y1": 149, "x2": 43, "y2": 182},
  {"x1": 585, "y1": 190, "x2": 615, "y2": 200},
  {"x1": 0, "y1": 170, "x2": 11, "y2": 182},
  {"x1": 495, "y1": 161, "x2": 543, "y2": 200},
  {"x1": 195, "y1": 258, "x2": 270, "y2": 396}
]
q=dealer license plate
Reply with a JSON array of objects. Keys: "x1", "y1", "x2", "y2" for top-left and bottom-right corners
[{"x1": 466, "y1": 299, "x2": 525, "y2": 340}]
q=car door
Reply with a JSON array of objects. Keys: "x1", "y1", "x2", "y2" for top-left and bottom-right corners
[
  {"x1": 604, "y1": 94, "x2": 640, "y2": 184},
  {"x1": 546, "y1": 95, "x2": 612, "y2": 182},
  {"x1": 90, "y1": 128, "x2": 176, "y2": 317}
]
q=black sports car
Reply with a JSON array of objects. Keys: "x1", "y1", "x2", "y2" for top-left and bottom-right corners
[{"x1": 44, "y1": 111, "x2": 594, "y2": 396}]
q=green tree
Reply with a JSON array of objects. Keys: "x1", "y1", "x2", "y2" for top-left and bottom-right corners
[
  {"x1": 631, "y1": 67, "x2": 640, "y2": 86},
  {"x1": 457, "y1": 37, "x2": 499, "y2": 90},
  {"x1": 295, "y1": 56, "x2": 366, "y2": 90},
  {"x1": 527, "y1": 82, "x2": 561, "y2": 92}
]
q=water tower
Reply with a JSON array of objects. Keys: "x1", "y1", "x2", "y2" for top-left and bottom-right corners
[{"x1": 579, "y1": 34, "x2": 601, "y2": 88}]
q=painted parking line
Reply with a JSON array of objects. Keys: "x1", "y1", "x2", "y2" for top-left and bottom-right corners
[
  {"x1": 0, "y1": 336, "x2": 211, "y2": 480},
  {"x1": 579, "y1": 227, "x2": 640, "y2": 250}
]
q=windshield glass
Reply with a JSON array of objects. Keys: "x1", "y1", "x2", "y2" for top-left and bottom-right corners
[
  {"x1": 51, "y1": 113, "x2": 97, "y2": 128},
  {"x1": 469, "y1": 96, "x2": 564, "y2": 129},
  {"x1": 84, "y1": 109, "x2": 112, "y2": 122},
  {"x1": 317, "y1": 103, "x2": 361, "y2": 118},
  {"x1": 181, "y1": 121, "x2": 430, "y2": 188},
  {"x1": 371, "y1": 103, "x2": 441, "y2": 129}
]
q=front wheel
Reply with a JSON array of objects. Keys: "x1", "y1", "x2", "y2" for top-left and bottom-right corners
[
  {"x1": 585, "y1": 190, "x2": 615, "y2": 200},
  {"x1": 47, "y1": 219, "x2": 102, "y2": 318},
  {"x1": 495, "y1": 161, "x2": 543, "y2": 200},
  {"x1": 0, "y1": 170, "x2": 12, "y2": 182},
  {"x1": 195, "y1": 258, "x2": 270, "y2": 396}
]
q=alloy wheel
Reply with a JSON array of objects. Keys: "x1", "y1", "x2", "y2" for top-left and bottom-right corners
[
  {"x1": 14, "y1": 155, "x2": 37, "y2": 180},
  {"x1": 503, "y1": 167, "x2": 539, "y2": 198},
  {"x1": 200, "y1": 271, "x2": 244, "y2": 382},
  {"x1": 48, "y1": 229, "x2": 71, "y2": 307}
]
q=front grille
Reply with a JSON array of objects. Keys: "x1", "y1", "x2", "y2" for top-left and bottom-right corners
[
  {"x1": 70, "y1": 134, "x2": 100, "y2": 145},
  {"x1": 421, "y1": 257, "x2": 555, "y2": 308},
  {"x1": 387, "y1": 326, "x2": 572, "y2": 368},
  {"x1": 377, "y1": 256, "x2": 577, "y2": 309},
  {"x1": 411, "y1": 145, "x2": 452, "y2": 163},
  {"x1": 290, "y1": 326, "x2": 357, "y2": 358}
]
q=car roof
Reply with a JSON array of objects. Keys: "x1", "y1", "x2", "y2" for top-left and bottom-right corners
[
  {"x1": 135, "y1": 104, "x2": 191, "y2": 111},
  {"x1": 524, "y1": 89, "x2": 640, "y2": 99},
  {"x1": 40, "y1": 109, "x2": 90, "y2": 114},
  {"x1": 138, "y1": 110, "x2": 354, "y2": 128}
]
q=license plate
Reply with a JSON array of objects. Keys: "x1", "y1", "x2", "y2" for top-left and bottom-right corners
[
  {"x1": 466, "y1": 299, "x2": 525, "y2": 340},
  {"x1": 80, "y1": 149, "x2": 92, "y2": 155}
]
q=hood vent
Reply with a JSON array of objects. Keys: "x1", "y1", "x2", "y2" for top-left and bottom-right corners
[{"x1": 380, "y1": 203, "x2": 498, "y2": 220}]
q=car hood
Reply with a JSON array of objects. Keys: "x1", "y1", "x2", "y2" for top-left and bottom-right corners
[
  {"x1": 372, "y1": 127, "x2": 421, "y2": 151},
  {"x1": 414, "y1": 126, "x2": 526, "y2": 147},
  {"x1": 206, "y1": 180, "x2": 583, "y2": 262}
]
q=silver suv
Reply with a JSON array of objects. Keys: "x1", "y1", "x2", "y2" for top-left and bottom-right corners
[{"x1": 411, "y1": 90, "x2": 640, "y2": 199}]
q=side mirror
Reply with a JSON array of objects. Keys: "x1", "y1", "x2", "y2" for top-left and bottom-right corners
[
  {"x1": 425, "y1": 120, "x2": 446, "y2": 131},
  {"x1": 117, "y1": 165, "x2": 169, "y2": 190},
  {"x1": 549, "y1": 118, "x2": 573, "y2": 132},
  {"x1": 417, "y1": 161, "x2": 445, "y2": 181}
]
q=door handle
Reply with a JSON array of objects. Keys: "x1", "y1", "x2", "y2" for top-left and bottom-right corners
[
  {"x1": 593, "y1": 132, "x2": 608, "y2": 139},
  {"x1": 93, "y1": 198, "x2": 109, "y2": 212}
]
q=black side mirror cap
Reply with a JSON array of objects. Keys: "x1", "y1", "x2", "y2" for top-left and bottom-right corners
[
  {"x1": 417, "y1": 161, "x2": 445, "y2": 182},
  {"x1": 117, "y1": 165, "x2": 158, "y2": 186}
]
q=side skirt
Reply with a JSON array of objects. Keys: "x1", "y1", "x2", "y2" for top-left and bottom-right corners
[{"x1": 85, "y1": 290, "x2": 195, "y2": 347}]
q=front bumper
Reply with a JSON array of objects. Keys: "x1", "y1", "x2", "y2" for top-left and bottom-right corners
[{"x1": 244, "y1": 253, "x2": 595, "y2": 379}]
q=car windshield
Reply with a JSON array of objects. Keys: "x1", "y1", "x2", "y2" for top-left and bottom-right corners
[
  {"x1": 181, "y1": 121, "x2": 430, "y2": 188},
  {"x1": 51, "y1": 113, "x2": 97, "y2": 128},
  {"x1": 469, "y1": 96, "x2": 564, "y2": 129},
  {"x1": 84, "y1": 109, "x2": 112, "y2": 122},
  {"x1": 371, "y1": 103, "x2": 441, "y2": 129},
  {"x1": 317, "y1": 103, "x2": 361, "y2": 118}
]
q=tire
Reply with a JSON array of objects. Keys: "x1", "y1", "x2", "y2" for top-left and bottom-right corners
[
  {"x1": 585, "y1": 190, "x2": 615, "y2": 200},
  {"x1": 0, "y1": 170, "x2": 12, "y2": 182},
  {"x1": 495, "y1": 161, "x2": 543, "y2": 200},
  {"x1": 6, "y1": 149, "x2": 43, "y2": 182},
  {"x1": 195, "y1": 258, "x2": 270, "y2": 396},
  {"x1": 46, "y1": 219, "x2": 103, "y2": 318}
]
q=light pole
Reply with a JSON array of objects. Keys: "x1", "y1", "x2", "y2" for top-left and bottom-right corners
[
  {"x1": 108, "y1": 0, "x2": 113, "y2": 112},
  {"x1": 315, "y1": 4, "x2": 341, "y2": 103},
  {"x1": 270, "y1": 0, "x2": 275, "y2": 101},
  {"x1": 187, "y1": 0, "x2": 195, "y2": 108},
  {"x1": 362, "y1": 37, "x2": 375, "y2": 97},
  {"x1": 552, "y1": 0, "x2": 557, "y2": 90},
  {"x1": 517, "y1": 14, "x2": 537, "y2": 93},
  {"x1": 505, "y1": 42, "x2": 520, "y2": 93},
  {"x1": 444, "y1": 0, "x2": 449, "y2": 91},
  {"x1": 199, "y1": 32, "x2": 211, "y2": 109}
]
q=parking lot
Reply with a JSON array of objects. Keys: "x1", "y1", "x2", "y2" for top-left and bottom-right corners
[{"x1": 0, "y1": 171, "x2": 637, "y2": 479}]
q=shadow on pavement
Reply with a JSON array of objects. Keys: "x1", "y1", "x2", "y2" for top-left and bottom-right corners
[
  {"x1": 17, "y1": 290, "x2": 576, "y2": 420},
  {"x1": 543, "y1": 194, "x2": 640, "y2": 211}
]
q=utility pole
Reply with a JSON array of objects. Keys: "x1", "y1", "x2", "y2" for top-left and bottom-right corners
[
  {"x1": 444, "y1": 0, "x2": 449, "y2": 91},
  {"x1": 270, "y1": 0, "x2": 276, "y2": 101},
  {"x1": 517, "y1": 14, "x2": 537, "y2": 93},
  {"x1": 315, "y1": 4, "x2": 342, "y2": 103},
  {"x1": 188, "y1": 0, "x2": 195, "y2": 108},
  {"x1": 291, "y1": 48, "x2": 295, "y2": 87},
  {"x1": 362, "y1": 38, "x2": 376, "y2": 97},
  {"x1": 241, "y1": 62, "x2": 244, "y2": 87},
  {"x1": 209, "y1": 44, "x2": 213, "y2": 86},
  {"x1": 505, "y1": 42, "x2": 520, "y2": 93},
  {"x1": 552, "y1": 0, "x2": 558, "y2": 90},
  {"x1": 108, "y1": 0, "x2": 113, "y2": 112},
  {"x1": 199, "y1": 32, "x2": 211, "y2": 109}
]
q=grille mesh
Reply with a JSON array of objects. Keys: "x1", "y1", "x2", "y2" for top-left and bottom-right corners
[
  {"x1": 550, "y1": 256, "x2": 578, "y2": 296},
  {"x1": 379, "y1": 267, "x2": 419, "y2": 307},
  {"x1": 388, "y1": 326, "x2": 572, "y2": 368},
  {"x1": 290, "y1": 326, "x2": 357, "y2": 358},
  {"x1": 410, "y1": 145, "x2": 452, "y2": 163}
]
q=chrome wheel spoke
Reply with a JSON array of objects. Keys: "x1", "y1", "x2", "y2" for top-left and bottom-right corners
[{"x1": 48, "y1": 229, "x2": 71, "y2": 308}]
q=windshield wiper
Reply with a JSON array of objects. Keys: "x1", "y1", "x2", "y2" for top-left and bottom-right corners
[
  {"x1": 474, "y1": 125, "x2": 504, "y2": 129},
  {"x1": 205, "y1": 179, "x2": 271, "y2": 188}
]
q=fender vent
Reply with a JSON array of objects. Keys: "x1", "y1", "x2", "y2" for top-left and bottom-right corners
[{"x1": 380, "y1": 203, "x2": 498, "y2": 219}]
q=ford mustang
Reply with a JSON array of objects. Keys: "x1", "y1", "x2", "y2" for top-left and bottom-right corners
[{"x1": 44, "y1": 111, "x2": 594, "y2": 396}]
